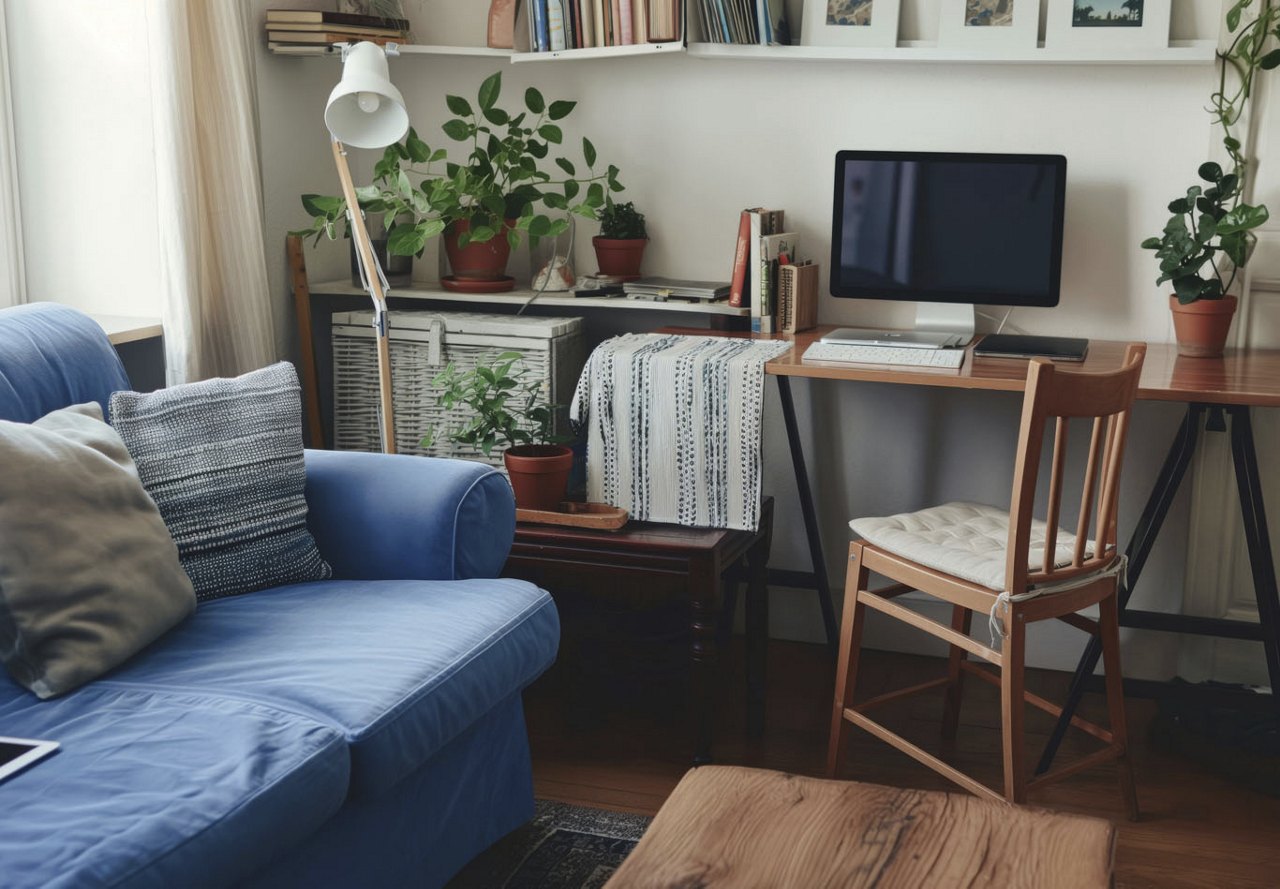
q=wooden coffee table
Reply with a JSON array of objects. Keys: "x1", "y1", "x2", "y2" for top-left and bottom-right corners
[
  {"x1": 606, "y1": 766, "x2": 1116, "y2": 888},
  {"x1": 504, "y1": 499, "x2": 774, "y2": 764}
]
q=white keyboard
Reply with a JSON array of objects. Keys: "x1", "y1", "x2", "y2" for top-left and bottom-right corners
[{"x1": 802, "y1": 341, "x2": 966, "y2": 369}]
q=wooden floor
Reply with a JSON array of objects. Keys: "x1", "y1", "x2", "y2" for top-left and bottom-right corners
[{"x1": 526, "y1": 639, "x2": 1280, "y2": 889}]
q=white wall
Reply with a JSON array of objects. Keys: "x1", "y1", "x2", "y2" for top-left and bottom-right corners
[
  {"x1": 7, "y1": 2, "x2": 161, "y2": 317},
  {"x1": 252, "y1": 0, "x2": 1224, "y2": 677}
]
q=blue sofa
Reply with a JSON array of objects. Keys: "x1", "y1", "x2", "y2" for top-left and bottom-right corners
[{"x1": 0, "y1": 303, "x2": 561, "y2": 888}]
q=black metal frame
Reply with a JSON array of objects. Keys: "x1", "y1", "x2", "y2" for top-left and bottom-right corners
[{"x1": 1035, "y1": 403, "x2": 1280, "y2": 773}]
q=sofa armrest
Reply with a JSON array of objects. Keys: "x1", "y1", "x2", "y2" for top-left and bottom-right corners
[{"x1": 304, "y1": 449, "x2": 515, "y2": 581}]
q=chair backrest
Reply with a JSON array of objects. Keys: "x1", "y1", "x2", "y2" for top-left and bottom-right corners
[
  {"x1": 0, "y1": 303, "x2": 131, "y2": 423},
  {"x1": 1004, "y1": 344, "x2": 1147, "y2": 594}
]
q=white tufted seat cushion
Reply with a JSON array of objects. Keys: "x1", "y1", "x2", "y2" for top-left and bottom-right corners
[{"x1": 850, "y1": 501, "x2": 1094, "y2": 592}]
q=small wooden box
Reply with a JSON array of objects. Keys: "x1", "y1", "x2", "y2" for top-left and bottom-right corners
[{"x1": 778, "y1": 262, "x2": 819, "y2": 334}]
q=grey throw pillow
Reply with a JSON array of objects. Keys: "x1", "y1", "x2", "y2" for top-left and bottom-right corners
[
  {"x1": 109, "y1": 362, "x2": 331, "y2": 602},
  {"x1": 0, "y1": 403, "x2": 197, "y2": 698}
]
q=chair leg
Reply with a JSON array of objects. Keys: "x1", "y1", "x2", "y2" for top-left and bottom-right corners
[
  {"x1": 827, "y1": 544, "x2": 869, "y2": 778},
  {"x1": 1000, "y1": 604, "x2": 1027, "y2": 805},
  {"x1": 941, "y1": 605, "x2": 971, "y2": 741},
  {"x1": 1099, "y1": 590, "x2": 1141, "y2": 821}
]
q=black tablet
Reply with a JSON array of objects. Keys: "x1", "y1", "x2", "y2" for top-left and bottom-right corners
[
  {"x1": 0, "y1": 736, "x2": 59, "y2": 784},
  {"x1": 974, "y1": 334, "x2": 1089, "y2": 362}
]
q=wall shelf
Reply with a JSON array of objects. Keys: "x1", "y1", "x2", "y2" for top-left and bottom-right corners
[
  {"x1": 686, "y1": 39, "x2": 1217, "y2": 65},
  {"x1": 511, "y1": 40, "x2": 684, "y2": 63},
  {"x1": 311, "y1": 279, "x2": 749, "y2": 317},
  {"x1": 396, "y1": 44, "x2": 513, "y2": 58}
]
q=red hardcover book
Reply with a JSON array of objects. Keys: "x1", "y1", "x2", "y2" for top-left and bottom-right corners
[{"x1": 728, "y1": 209, "x2": 753, "y2": 308}]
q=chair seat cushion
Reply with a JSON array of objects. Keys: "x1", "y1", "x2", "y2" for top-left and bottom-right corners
[
  {"x1": 95, "y1": 577, "x2": 560, "y2": 799},
  {"x1": 0, "y1": 683, "x2": 349, "y2": 889},
  {"x1": 850, "y1": 501, "x2": 1092, "y2": 591}
]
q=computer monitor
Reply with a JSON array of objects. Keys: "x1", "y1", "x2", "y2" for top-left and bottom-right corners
[{"x1": 826, "y1": 150, "x2": 1067, "y2": 348}]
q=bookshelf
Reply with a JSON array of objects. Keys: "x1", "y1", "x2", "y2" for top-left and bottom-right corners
[
  {"x1": 510, "y1": 39, "x2": 683, "y2": 62},
  {"x1": 310, "y1": 279, "x2": 750, "y2": 317}
]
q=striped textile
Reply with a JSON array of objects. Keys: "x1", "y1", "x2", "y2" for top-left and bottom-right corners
[
  {"x1": 110, "y1": 362, "x2": 331, "y2": 602},
  {"x1": 571, "y1": 334, "x2": 789, "y2": 532}
]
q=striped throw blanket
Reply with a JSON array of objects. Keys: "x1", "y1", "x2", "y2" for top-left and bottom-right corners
[{"x1": 570, "y1": 334, "x2": 789, "y2": 532}]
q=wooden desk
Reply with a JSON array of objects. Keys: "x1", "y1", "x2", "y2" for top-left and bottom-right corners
[
  {"x1": 504, "y1": 498, "x2": 774, "y2": 764},
  {"x1": 605, "y1": 766, "x2": 1116, "y2": 889},
  {"x1": 666, "y1": 325, "x2": 1280, "y2": 775}
]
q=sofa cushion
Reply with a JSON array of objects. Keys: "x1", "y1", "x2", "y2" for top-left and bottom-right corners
[
  {"x1": 109, "y1": 362, "x2": 331, "y2": 602},
  {"x1": 0, "y1": 682, "x2": 349, "y2": 889},
  {"x1": 0, "y1": 403, "x2": 196, "y2": 698},
  {"x1": 96, "y1": 577, "x2": 559, "y2": 799}
]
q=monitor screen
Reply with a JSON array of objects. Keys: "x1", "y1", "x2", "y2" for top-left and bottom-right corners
[{"x1": 829, "y1": 151, "x2": 1066, "y2": 308}]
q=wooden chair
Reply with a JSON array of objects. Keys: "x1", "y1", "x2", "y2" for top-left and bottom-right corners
[{"x1": 827, "y1": 344, "x2": 1146, "y2": 818}]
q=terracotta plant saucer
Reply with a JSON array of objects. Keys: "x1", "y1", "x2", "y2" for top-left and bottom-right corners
[
  {"x1": 441, "y1": 275, "x2": 515, "y2": 294},
  {"x1": 515, "y1": 502, "x2": 629, "y2": 530}
]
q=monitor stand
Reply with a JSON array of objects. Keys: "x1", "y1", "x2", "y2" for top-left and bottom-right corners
[{"x1": 821, "y1": 303, "x2": 974, "y2": 350}]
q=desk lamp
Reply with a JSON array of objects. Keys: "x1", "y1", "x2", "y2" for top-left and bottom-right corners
[{"x1": 324, "y1": 41, "x2": 408, "y2": 454}]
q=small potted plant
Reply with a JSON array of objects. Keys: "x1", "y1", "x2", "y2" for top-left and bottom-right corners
[
  {"x1": 593, "y1": 200, "x2": 648, "y2": 279},
  {"x1": 423, "y1": 351, "x2": 574, "y2": 510},
  {"x1": 1141, "y1": 2, "x2": 1278, "y2": 357},
  {"x1": 293, "y1": 71, "x2": 624, "y2": 293}
]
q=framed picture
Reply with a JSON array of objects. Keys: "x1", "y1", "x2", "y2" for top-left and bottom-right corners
[
  {"x1": 801, "y1": 0, "x2": 901, "y2": 48},
  {"x1": 937, "y1": 0, "x2": 1038, "y2": 50},
  {"x1": 1044, "y1": 0, "x2": 1171, "y2": 51}
]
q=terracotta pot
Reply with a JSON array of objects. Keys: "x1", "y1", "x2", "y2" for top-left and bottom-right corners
[
  {"x1": 504, "y1": 444, "x2": 574, "y2": 511},
  {"x1": 593, "y1": 236, "x2": 647, "y2": 279},
  {"x1": 1169, "y1": 294, "x2": 1238, "y2": 358},
  {"x1": 443, "y1": 218, "x2": 515, "y2": 285}
]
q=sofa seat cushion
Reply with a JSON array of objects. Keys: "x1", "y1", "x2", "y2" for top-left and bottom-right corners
[
  {"x1": 96, "y1": 577, "x2": 560, "y2": 799},
  {"x1": 0, "y1": 683, "x2": 349, "y2": 889}
]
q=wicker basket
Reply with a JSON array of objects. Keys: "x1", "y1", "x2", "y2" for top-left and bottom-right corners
[{"x1": 331, "y1": 310, "x2": 584, "y2": 465}]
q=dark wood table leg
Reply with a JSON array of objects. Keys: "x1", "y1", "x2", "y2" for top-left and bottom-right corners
[
  {"x1": 745, "y1": 499, "x2": 774, "y2": 738},
  {"x1": 690, "y1": 554, "x2": 720, "y2": 765}
]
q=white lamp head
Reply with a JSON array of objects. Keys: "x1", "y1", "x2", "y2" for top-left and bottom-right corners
[{"x1": 324, "y1": 42, "x2": 408, "y2": 149}]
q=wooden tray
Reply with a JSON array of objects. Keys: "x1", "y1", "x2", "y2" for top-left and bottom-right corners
[{"x1": 516, "y1": 502, "x2": 629, "y2": 530}]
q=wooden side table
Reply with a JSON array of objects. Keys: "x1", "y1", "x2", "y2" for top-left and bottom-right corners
[
  {"x1": 605, "y1": 766, "x2": 1117, "y2": 889},
  {"x1": 505, "y1": 498, "x2": 774, "y2": 764}
]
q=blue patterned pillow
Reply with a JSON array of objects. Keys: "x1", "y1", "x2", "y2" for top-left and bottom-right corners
[{"x1": 109, "y1": 362, "x2": 331, "y2": 602}]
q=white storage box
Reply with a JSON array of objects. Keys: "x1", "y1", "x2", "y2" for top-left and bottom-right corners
[{"x1": 331, "y1": 310, "x2": 585, "y2": 465}]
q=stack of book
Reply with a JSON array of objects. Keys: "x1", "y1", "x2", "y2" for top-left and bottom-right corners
[
  {"x1": 730, "y1": 208, "x2": 803, "y2": 333},
  {"x1": 525, "y1": 0, "x2": 682, "y2": 52},
  {"x1": 623, "y1": 277, "x2": 731, "y2": 302},
  {"x1": 697, "y1": 0, "x2": 789, "y2": 45},
  {"x1": 265, "y1": 9, "x2": 411, "y2": 56}
]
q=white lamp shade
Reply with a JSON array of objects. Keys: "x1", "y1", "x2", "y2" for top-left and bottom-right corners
[{"x1": 324, "y1": 42, "x2": 408, "y2": 149}]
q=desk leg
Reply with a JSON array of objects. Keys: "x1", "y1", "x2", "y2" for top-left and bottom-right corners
[
  {"x1": 1035, "y1": 405, "x2": 1203, "y2": 776},
  {"x1": 776, "y1": 376, "x2": 839, "y2": 655},
  {"x1": 1229, "y1": 406, "x2": 1280, "y2": 698},
  {"x1": 691, "y1": 556, "x2": 720, "y2": 766}
]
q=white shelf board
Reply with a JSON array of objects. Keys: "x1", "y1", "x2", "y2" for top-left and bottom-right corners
[
  {"x1": 90, "y1": 314, "x2": 163, "y2": 346},
  {"x1": 312, "y1": 280, "x2": 748, "y2": 317},
  {"x1": 511, "y1": 40, "x2": 684, "y2": 63},
  {"x1": 394, "y1": 44, "x2": 513, "y2": 58},
  {"x1": 686, "y1": 39, "x2": 1216, "y2": 65}
]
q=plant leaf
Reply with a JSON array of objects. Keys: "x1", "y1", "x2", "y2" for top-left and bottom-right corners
[
  {"x1": 446, "y1": 94, "x2": 472, "y2": 116},
  {"x1": 1198, "y1": 161, "x2": 1223, "y2": 183},
  {"x1": 582, "y1": 137, "x2": 597, "y2": 168},
  {"x1": 524, "y1": 87, "x2": 545, "y2": 114},
  {"x1": 538, "y1": 124, "x2": 563, "y2": 144},
  {"x1": 548, "y1": 100, "x2": 576, "y2": 120},
  {"x1": 442, "y1": 119, "x2": 471, "y2": 141},
  {"x1": 478, "y1": 71, "x2": 502, "y2": 110},
  {"x1": 482, "y1": 107, "x2": 509, "y2": 126}
]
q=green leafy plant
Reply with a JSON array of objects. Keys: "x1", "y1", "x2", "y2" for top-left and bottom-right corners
[
  {"x1": 421, "y1": 351, "x2": 568, "y2": 457},
  {"x1": 292, "y1": 71, "x2": 624, "y2": 258},
  {"x1": 1142, "y1": 0, "x2": 1279, "y2": 303},
  {"x1": 598, "y1": 200, "x2": 647, "y2": 240}
]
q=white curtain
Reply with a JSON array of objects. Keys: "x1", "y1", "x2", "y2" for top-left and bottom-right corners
[
  {"x1": 0, "y1": 0, "x2": 24, "y2": 308},
  {"x1": 145, "y1": 0, "x2": 275, "y2": 383}
]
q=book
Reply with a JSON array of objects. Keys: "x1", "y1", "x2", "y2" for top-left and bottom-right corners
[
  {"x1": 267, "y1": 30, "x2": 404, "y2": 44},
  {"x1": 756, "y1": 230, "x2": 797, "y2": 334},
  {"x1": 530, "y1": 0, "x2": 550, "y2": 51},
  {"x1": 623, "y1": 277, "x2": 731, "y2": 300},
  {"x1": 267, "y1": 42, "x2": 341, "y2": 55},
  {"x1": 594, "y1": 0, "x2": 606, "y2": 46},
  {"x1": 266, "y1": 21, "x2": 410, "y2": 37},
  {"x1": 619, "y1": 0, "x2": 634, "y2": 44},
  {"x1": 778, "y1": 260, "x2": 818, "y2": 333},
  {"x1": 266, "y1": 9, "x2": 411, "y2": 29},
  {"x1": 632, "y1": 0, "x2": 648, "y2": 42},
  {"x1": 648, "y1": 0, "x2": 681, "y2": 41},
  {"x1": 581, "y1": 0, "x2": 597, "y2": 46},
  {"x1": 763, "y1": 0, "x2": 789, "y2": 45},
  {"x1": 548, "y1": 0, "x2": 567, "y2": 50},
  {"x1": 728, "y1": 210, "x2": 753, "y2": 308}
]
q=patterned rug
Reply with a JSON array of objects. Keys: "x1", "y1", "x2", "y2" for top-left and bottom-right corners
[{"x1": 447, "y1": 801, "x2": 652, "y2": 889}]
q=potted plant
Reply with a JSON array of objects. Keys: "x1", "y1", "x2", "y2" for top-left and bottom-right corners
[
  {"x1": 423, "y1": 351, "x2": 574, "y2": 511},
  {"x1": 593, "y1": 200, "x2": 648, "y2": 279},
  {"x1": 1141, "y1": 2, "x2": 1278, "y2": 357},
  {"x1": 293, "y1": 71, "x2": 624, "y2": 293}
]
